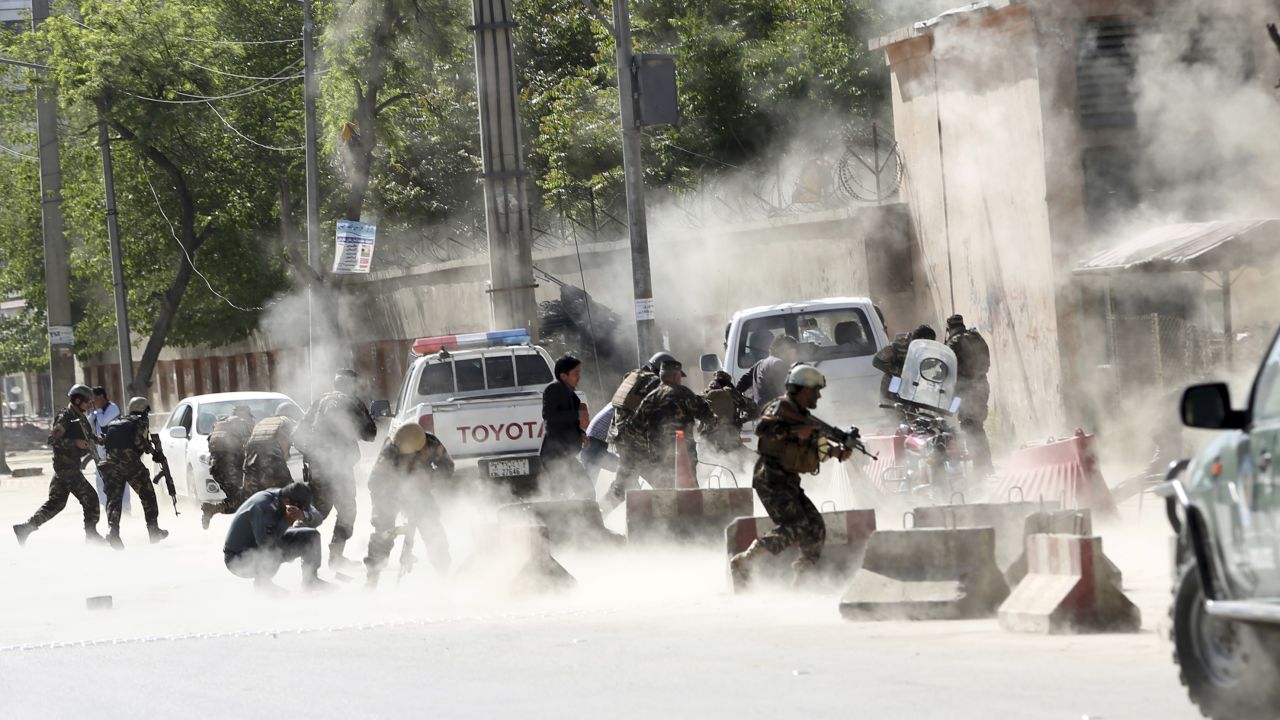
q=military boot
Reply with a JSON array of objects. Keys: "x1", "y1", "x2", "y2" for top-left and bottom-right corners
[
  {"x1": 106, "y1": 528, "x2": 124, "y2": 551},
  {"x1": 791, "y1": 557, "x2": 819, "y2": 589},
  {"x1": 85, "y1": 526, "x2": 107, "y2": 545},
  {"x1": 12, "y1": 523, "x2": 34, "y2": 547},
  {"x1": 328, "y1": 540, "x2": 359, "y2": 572},
  {"x1": 148, "y1": 526, "x2": 169, "y2": 544},
  {"x1": 729, "y1": 539, "x2": 766, "y2": 587}
]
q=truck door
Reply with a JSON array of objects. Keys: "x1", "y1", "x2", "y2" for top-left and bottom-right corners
[{"x1": 1245, "y1": 331, "x2": 1280, "y2": 596}]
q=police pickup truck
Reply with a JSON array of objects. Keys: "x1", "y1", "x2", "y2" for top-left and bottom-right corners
[{"x1": 376, "y1": 329, "x2": 579, "y2": 494}]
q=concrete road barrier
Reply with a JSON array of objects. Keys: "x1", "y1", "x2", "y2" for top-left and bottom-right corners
[
  {"x1": 1003, "y1": 510, "x2": 1121, "y2": 588},
  {"x1": 839, "y1": 527, "x2": 1010, "y2": 621},
  {"x1": 911, "y1": 501, "x2": 1056, "y2": 573},
  {"x1": 463, "y1": 521, "x2": 576, "y2": 593},
  {"x1": 725, "y1": 510, "x2": 877, "y2": 592},
  {"x1": 627, "y1": 487, "x2": 755, "y2": 544},
  {"x1": 497, "y1": 499, "x2": 623, "y2": 548},
  {"x1": 999, "y1": 533, "x2": 1140, "y2": 634}
]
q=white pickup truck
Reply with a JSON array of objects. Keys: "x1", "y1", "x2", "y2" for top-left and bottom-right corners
[
  {"x1": 377, "y1": 329, "x2": 579, "y2": 493},
  {"x1": 699, "y1": 297, "x2": 890, "y2": 431}
]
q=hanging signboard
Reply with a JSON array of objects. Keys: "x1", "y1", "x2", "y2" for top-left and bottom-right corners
[{"x1": 333, "y1": 220, "x2": 377, "y2": 274}]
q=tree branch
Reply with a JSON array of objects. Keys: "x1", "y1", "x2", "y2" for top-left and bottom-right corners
[{"x1": 374, "y1": 91, "x2": 413, "y2": 116}]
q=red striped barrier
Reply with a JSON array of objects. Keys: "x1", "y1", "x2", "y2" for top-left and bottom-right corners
[
  {"x1": 994, "y1": 429, "x2": 1117, "y2": 517},
  {"x1": 725, "y1": 510, "x2": 877, "y2": 592},
  {"x1": 854, "y1": 432, "x2": 907, "y2": 495},
  {"x1": 626, "y1": 488, "x2": 755, "y2": 544},
  {"x1": 998, "y1": 534, "x2": 1139, "y2": 634}
]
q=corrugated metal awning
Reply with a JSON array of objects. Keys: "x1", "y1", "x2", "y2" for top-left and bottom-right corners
[{"x1": 1074, "y1": 219, "x2": 1280, "y2": 276}]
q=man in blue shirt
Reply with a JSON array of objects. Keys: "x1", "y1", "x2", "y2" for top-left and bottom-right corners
[{"x1": 223, "y1": 482, "x2": 330, "y2": 593}]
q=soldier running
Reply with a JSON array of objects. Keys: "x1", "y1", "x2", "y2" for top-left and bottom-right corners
[
  {"x1": 730, "y1": 365, "x2": 853, "y2": 585},
  {"x1": 627, "y1": 360, "x2": 720, "y2": 489},
  {"x1": 100, "y1": 397, "x2": 169, "y2": 549},
  {"x1": 239, "y1": 403, "x2": 300, "y2": 504},
  {"x1": 200, "y1": 404, "x2": 256, "y2": 529},
  {"x1": 297, "y1": 369, "x2": 377, "y2": 571},
  {"x1": 363, "y1": 424, "x2": 455, "y2": 588},
  {"x1": 13, "y1": 384, "x2": 104, "y2": 546},
  {"x1": 601, "y1": 352, "x2": 672, "y2": 512}
]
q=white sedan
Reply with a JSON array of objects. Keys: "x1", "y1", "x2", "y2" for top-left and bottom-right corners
[{"x1": 155, "y1": 391, "x2": 305, "y2": 502}]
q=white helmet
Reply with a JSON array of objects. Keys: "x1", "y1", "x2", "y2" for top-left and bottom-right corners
[
  {"x1": 127, "y1": 396, "x2": 151, "y2": 413},
  {"x1": 785, "y1": 364, "x2": 826, "y2": 390}
]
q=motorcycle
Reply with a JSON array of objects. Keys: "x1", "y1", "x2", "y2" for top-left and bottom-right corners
[{"x1": 880, "y1": 403, "x2": 968, "y2": 502}]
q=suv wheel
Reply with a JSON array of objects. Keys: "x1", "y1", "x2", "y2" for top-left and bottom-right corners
[{"x1": 1171, "y1": 562, "x2": 1280, "y2": 719}]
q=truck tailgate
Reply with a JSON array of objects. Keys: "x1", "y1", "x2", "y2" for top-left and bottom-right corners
[{"x1": 429, "y1": 394, "x2": 545, "y2": 459}]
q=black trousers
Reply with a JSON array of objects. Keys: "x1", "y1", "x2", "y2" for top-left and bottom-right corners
[{"x1": 224, "y1": 527, "x2": 322, "y2": 581}]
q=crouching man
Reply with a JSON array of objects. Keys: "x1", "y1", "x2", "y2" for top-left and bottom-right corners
[{"x1": 223, "y1": 481, "x2": 331, "y2": 594}]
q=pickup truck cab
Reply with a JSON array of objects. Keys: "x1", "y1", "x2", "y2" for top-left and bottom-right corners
[
  {"x1": 383, "y1": 329, "x2": 578, "y2": 494},
  {"x1": 700, "y1": 297, "x2": 890, "y2": 430},
  {"x1": 1163, "y1": 326, "x2": 1280, "y2": 719}
]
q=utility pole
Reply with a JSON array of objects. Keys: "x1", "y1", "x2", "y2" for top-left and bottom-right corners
[
  {"x1": 98, "y1": 114, "x2": 134, "y2": 396},
  {"x1": 470, "y1": 0, "x2": 538, "y2": 335},
  {"x1": 611, "y1": 0, "x2": 656, "y2": 362},
  {"x1": 302, "y1": 0, "x2": 321, "y2": 402},
  {"x1": 0, "y1": 391, "x2": 10, "y2": 475},
  {"x1": 31, "y1": 0, "x2": 76, "y2": 400}
]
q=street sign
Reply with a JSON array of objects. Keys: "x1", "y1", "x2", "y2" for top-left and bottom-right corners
[
  {"x1": 333, "y1": 220, "x2": 376, "y2": 274},
  {"x1": 48, "y1": 325, "x2": 74, "y2": 346}
]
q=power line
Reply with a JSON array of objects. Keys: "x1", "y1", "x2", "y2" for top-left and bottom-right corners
[
  {"x1": 0, "y1": 144, "x2": 37, "y2": 161},
  {"x1": 181, "y1": 58, "x2": 305, "y2": 82},
  {"x1": 144, "y1": 173, "x2": 265, "y2": 313},
  {"x1": 177, "y1": 36, "x2": 301, "y2": 46},
  {"x1": 124, "y1": 71, "x2": 299, "y2": 104},
  {"x1": 205, "y1": 101, "x2": 303, "y2": 152}
]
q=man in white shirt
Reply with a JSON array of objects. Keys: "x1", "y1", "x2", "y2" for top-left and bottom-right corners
[{"x1": 89, "y1": 386, "x2": 129, "y2": 511}]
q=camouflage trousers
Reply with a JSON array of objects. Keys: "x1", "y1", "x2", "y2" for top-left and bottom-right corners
[
  {"x1": 239, "y1": 452, "x2": 293, "y2": 506},
  {"x1": 205, "y1": 454, "x2": 245, "y2": 515},
  {"x1": 308, "y1": 462, "x2": 356, "y2": 544},
  {"x1": 364, "y1": 478, "x2": 449, "y2": 575},
  {"x1": 102, "y1": 462, "x2": 160, "y2": 531},
  {"x1": 28, "y1": 471, "x2": 100, "y2": 529},
  {"x1": 752, "y1": 461, "x2": 825, "y2": 563}
]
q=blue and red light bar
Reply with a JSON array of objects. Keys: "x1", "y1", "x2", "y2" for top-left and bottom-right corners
[{"x1": 412, "y1": 328, "x2": 530, "y2": 355}]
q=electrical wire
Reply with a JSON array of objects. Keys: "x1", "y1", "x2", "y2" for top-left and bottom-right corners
[
  {"x1": 205, "y1": 101, "x2": 304, "y2": 152},
  {"x1": 181, "y1": 59, "x2": 304, "y2": 82},
  {"x1": 123, "y1": 59, "x2": 302, "y2": 104},
  {"x1": 0, "y1": 144, "x2": 37, "y2": 161},
  {"x1": 144, "y1": 173, "x2": 265, "y2": 313},
  {"x1": 177, "y1": 36, "x2": 301, "y2": 46}
]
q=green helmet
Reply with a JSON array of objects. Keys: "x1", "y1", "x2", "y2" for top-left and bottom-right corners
[
  {"x1": 127, "y1": 396, "x2": 151, "y2": 414},
  {"x1": 67, "y1": 384, "x2": 93, "y2": 402},
  {"x1": 785, "y1": 364, "x2": 826, "y2": 390}
]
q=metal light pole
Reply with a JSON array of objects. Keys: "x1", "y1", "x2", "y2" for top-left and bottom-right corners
[
  {"x1": 31, "y1": 0, "x2": 76, "y2": 399},
  {"x1": 98, "y1": 114, "x2": 134, "y2": 396},
  {"x1": 0, "y1": 393, "x2": 11, "y2": 475},
  {"x1": 611, "y1": 0, "x2": 656, "y2": 363},
  {"x1": 302, "y1": 0, "x2": 321, "y2": 402}
]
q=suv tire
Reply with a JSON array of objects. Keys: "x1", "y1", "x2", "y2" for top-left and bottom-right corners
[{"x1": 1171, "y1": 562, "x2": 1280, "y2": 719}]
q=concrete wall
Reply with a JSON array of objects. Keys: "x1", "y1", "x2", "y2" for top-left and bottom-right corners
[{"x1": 883, "y1": 4, "x2": 1070, "y2": 442}]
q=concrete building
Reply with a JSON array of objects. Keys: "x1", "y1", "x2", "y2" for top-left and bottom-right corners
[{"x1": 874, "y1": 0, "x2": 1280, "y2": 441}]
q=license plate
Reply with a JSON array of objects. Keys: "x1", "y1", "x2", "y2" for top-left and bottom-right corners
[{"x1": 487, "y1": 458, "x2": 530, "y2": 478}]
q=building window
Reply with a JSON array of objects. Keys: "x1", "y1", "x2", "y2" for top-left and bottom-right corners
[
  {"x1": 1082, "y1": 146, "x2": 1139, "y2": 233},
  {"x1": 1076, "y1": 18, "x2": 1138, "y2": 128}
]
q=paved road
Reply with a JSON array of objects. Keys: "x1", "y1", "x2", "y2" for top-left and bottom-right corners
[{"x1": 0, "y1": 466, "x2": 1200, "y2": 719}]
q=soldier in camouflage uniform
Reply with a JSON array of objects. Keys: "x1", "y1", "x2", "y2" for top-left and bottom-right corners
[
  {"x1": 100, "y1": 397, "x2": 168, "y2": 549},
  {"x1": 702, "y1": 370, "x2": 759, "y2": 453},
  {"x1": 200, "y1": 405, "x2": 256, "y2": 529},
  {"x1": 945, "y1": 314, "x2": 993, "y2": 477},
  {"x1": 297, "y1": 369, "x2": 377, "y2": 570},
  {"x1": 600, "y1": 352, "x2": 671, "y2": 513},
  {"x1": 872, "y1": 324, "x2": 936, "y2": 401},
  {"x1": 627, "y1": 360, "x2": 720, "y2": 489},
  {"x1": 13, "y1": 384, "x2": 105, "y2": 546},
  {"x1": 239, "y1": 403, "x2": 300, "y2": 504},
  {"x1": 730, "y1": 365, "x2": 852, "y2": 586},
  {"x1": 364, "y1": 423, "x2": 455, "y2": 588}
]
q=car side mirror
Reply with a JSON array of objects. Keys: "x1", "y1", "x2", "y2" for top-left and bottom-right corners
[
  {"x1": 369, "y1": 399, "x2": 392, "y2": 418},
  {"x1": 699, "y1": 353, "x2": 721, "y2": 372},
  {"x1": 1181, "y1": 383, "x2": 1246, "y2": 430},
  {"x1": 168, "y1": 426, "x2": 188, "y2": 440}
]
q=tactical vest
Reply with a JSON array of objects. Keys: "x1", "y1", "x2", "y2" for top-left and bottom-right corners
[
  {"x1": 611, "y1": 369, "x2": 658, "y2": 412},
  {"x1": 950, "y1": 330, "x2": 991, "y2": 378},
  {"x1": 104, "y1": 415, "x2": 141, "y2": 452},
  {"x1": 756, "y1": 399, "x2": 820, "y2": 475},
  {"x1": 704, "y1": 388, "x2": 738, "y2": 425}
]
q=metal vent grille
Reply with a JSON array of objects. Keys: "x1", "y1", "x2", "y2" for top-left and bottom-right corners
[{"x1": 1076, "y1": 19, "x2": 1137, "y2": 128}]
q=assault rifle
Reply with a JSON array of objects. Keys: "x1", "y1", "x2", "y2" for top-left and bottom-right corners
[
  {"x1": 776, "y1": 402, "x2": 878, "y2": 461},
  {"x1": 150, "y1": 433, "x2": 180, "y2": 515}
]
